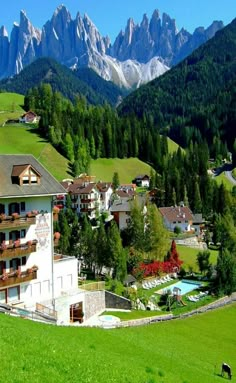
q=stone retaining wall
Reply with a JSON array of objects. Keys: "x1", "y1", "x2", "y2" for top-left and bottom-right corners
[
  {"x1": 105, "y1": 291, "x2": 132, "y2": 310},
  {"x1": 114, "y1": 294, "x2": 236, "y2": 328}
]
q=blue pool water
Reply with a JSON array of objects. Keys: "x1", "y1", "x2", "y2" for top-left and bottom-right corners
[{"x1": 167, "y1": 280, "x2": 202, "y2": 295}]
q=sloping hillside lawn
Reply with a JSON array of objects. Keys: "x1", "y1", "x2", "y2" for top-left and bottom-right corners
[
  {"x1": 215, "y1": 172, "x2": 233, "y2": 190},
  {"x1": 90, "y1": 157, "x2": 152, "y2": 183},
  {"x1": 0, "y1": 304, "x2": 235, "y2": 383},
  {"x1": 0, "y1": 124, "x2": 156, "y2": 183},
  {"x1": 0, "y1": 92, "x2": 25, "y2": 124},
  {"x1": 0, "y1": 125, "x2": 70, "y2": 180}
]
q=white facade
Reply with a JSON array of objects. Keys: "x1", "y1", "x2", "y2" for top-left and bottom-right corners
[
  {"x1": 99, "y1": 186, "x2": 113, "y2": 212},
  {"x1": 162, "y1": 217, "x2": 192, "y2": 232},
  {"x1": 0, "y1": 196, "x2": 79, "y2": 307},
  {"x1": 71, "y1": 187, "x2": 100, "y2": 219}
]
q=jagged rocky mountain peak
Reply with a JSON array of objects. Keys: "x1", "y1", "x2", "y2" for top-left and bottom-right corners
[
  {"x1": 0, "y1": 6, "x2": 224, "y2": 88},
  {"x1": 141, "y1": 13, "x2": 149, "y2": 28},
  {"x1": 0, "y1": 25, "x2": 8, "y2": 37}
]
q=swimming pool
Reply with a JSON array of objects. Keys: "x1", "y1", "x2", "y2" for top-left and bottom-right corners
[{"x1": 164, "y1": 280, "x2": 202, "y2": 295}]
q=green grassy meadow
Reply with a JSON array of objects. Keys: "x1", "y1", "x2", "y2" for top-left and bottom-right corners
[
  {"x1": 0, "y1": 92, "x2": 25, "y2": 124},
  {"x1": 90, "y1": 157, "x2": 152, "y2": 184},
  {"x1": 214, "y1": 172, "x2": 233, "y2": 190},
  {"x1": 0, "y1": 304, "x2": 236, "y2": 383},
  {"x1": 177, "y1": 245, "x2": 218, "y2": 272},
  {"x1": 0, "y1": 124, "x2": 70, "y2": 180}
]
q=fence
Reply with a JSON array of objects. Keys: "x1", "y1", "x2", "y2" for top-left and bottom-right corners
[
  {"x1": 36, "y1": 303, "x2": 58, "y2": 320},
  {"x1": 80, "y1": 281, "x2": 105, "y2": 291},
  {"x1": 0, "y1": 304, "x2": 57, "y2": 324}
]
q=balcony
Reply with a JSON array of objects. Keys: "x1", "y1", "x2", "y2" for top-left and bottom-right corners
[
  {"x1": 0, "y1": 268, "x2": 37, "y2": 288},
  {"x1": 0, "y1": 240, "x2": 38, "y2": 259},
  {"x1": 80, "y1": 207, "x2": 96, "y2": 213},
  {"x1": 0, "y1": 213, "x2": 37, "y2": 229}
]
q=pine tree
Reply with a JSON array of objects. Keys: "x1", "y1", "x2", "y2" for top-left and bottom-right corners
[
  {"x1": 112, "y1": 172, "x2": 120, "y2": 191},
  {"x1": 107, "y1": 222, "x2": 127, "y2": 282},
  {"x1": 215, "y1": 248, "x2": 236, "y2": 295},
  {"x1": 145, "y1": 203, "x2": 169, "y2": 260}
]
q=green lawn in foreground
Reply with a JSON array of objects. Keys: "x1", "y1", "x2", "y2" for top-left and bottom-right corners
[
  {"x1": 0, "y1": 124, "x2": 70, "y2": 180},
  {"x1": 0, "y1": 304, "x2": 235, "y2": 383},
  {"x1": 177, "y1": 245, "x2": 218, "y2": 272}
]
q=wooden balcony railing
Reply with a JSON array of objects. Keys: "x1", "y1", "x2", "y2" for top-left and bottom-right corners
[
  {"x1": 0, "y1": 214, "x2": 36, "y2": 229},
  {"x1": 80, "y1": 207, "x2": 96, "y2": 212},
  {"x1": 0, "y1": 240, "x2": 37, "y2": 259},
  {"x1": 0, "y1": 269, "x2": 37, "y2": 288}
]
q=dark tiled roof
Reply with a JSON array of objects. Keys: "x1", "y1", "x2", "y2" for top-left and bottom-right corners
[
  {"x1": 96, "y1": 182, "x2": 112, "y2": 192},
  {"x1": 159, "y1": 206, "x2": 193, "y2": 222},
  {"x1": 116, "y1": 190, "x2": 136, "y2": 198},
  {"x1": 68, "y1": 182, "x2": 97, "y2": 194},
  {"x1": 0, "y1": 155, "x2": 66, "y2": 197},
  {"x1": 135, "y1": 174, "x2": 149, "y2": 180}
]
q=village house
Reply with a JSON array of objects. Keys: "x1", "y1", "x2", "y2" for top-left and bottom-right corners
[
  {"x1": 67, "y1": 182, "x2": 100, "y2": 219},
  {"x1": 19, "y1": 111, "x2": 40, "y2": 124},
  {"x1": 110, "y1": 201, "x2": 131, "y2": 230},
  {"x1": 96, "y1": 182, "x2": 113, "y2": 212},
  {"x1": 133, "y1": 174, "x2": 150, "y2": 187},
  {"x1": 159, "y1": 206, "x2": 194, "y2": 232}
]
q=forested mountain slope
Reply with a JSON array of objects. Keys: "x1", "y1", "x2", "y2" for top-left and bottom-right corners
[
  {"x1": 118, "y1": 18, "x2": 236, "y2": 151},
  {"x1": 0, "y1": 58, "x2": 126, "y2": 106}
]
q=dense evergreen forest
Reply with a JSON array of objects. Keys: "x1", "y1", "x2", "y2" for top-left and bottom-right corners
[
  {"x1": 0, "y1": 58, "x2": 126, "y2": 106},
  {"x1": 24, "y1": 83, "x2": 235, "y2": 222},
  {"x1": 118, "y1": 18, "x2": 236, "y2": 156}
]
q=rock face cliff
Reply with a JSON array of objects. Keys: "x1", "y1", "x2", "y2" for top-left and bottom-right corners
[{"x1": 0, "y1": 5, "x2": 223, "y2": 88}]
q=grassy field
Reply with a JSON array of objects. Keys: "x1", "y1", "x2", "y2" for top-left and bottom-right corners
[
  {"x1": 177, "y1": 245, "x2": 218, "y2": 272},
  {"x1": 214, "y1": 172, "x2": 233, "y2": 190},
  {"x1": 0, "y1": 304, "x2": 235, "y2": 383},
  {"x1": 167, "y1": 136, "x2": 182, "y2": 153},
  {"x1": 0, "y1": 124, "x2": 70, "y2": 180},
  {"x1": 0, "y1": 92, "x2": 25, "y2": 124},
  {"x1": 90, "y1": 157, "x2": 152, "y2": 183}
]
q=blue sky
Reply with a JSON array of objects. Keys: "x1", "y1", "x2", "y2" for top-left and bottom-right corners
[{"x1": 1, "y1": 0, "x2": 236, "y2": 42}]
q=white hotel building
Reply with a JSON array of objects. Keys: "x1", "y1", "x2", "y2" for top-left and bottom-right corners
[{"x1": 0, "y1": 155, "x2": 95, "y2": 324}]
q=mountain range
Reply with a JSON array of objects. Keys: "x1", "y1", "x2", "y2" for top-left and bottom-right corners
[
  {"x1": 0, "y1": 57, "x2": 127, "y2": 106},
  {"x1": 118, "y1": 18, "x2": 236, "y2": 149},
  {"x1": 0, "y1": 5, "x2": 223, "y2": 88}
]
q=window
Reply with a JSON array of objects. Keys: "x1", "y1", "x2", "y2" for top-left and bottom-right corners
[
  {"x1": 0, "y1": 232, "x2": 6, "y2": 243},
  {"x1": 10, "y1": 258, "x2": 20, "y2": 271},
  {"x1": 20, "y1": 202, "x2": 25, "y2": 212},
  {"x1": 0, "y1": 290, "x2": 6, "y2": 303},
  {"x1": 0, "y1": 261, "x2": 6, "y2": 275},
  {"x1": 9, "y1": 231, "x2": 20, "y2": 241},
  {"x1": 20, "y1": 229, "x2": 26, "y2": 238},
  {"x1": 22, "y1": 257, "x2": 26, "y2": 266},
  {"x1": 7, "y1": 286, "x2": 19, "y2": 303},
  {"x1": 9, "y1": 202, "x2": 20, "y2": 215},
  {"x1": 0, "y1": 204, "x2": 5, "y2": 214}
]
